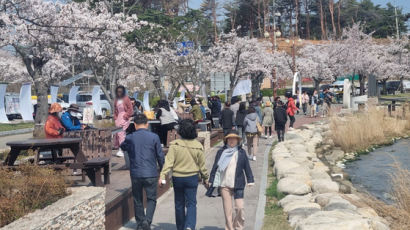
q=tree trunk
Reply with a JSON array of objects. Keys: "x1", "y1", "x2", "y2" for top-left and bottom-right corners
[
  {"x1": 305, "y1": 0, "x2": 311, "y2": 40},
  {"x1": 319, "y1": 0, "x2": 327, "y2": 40},
  {"x1": 33, "y1": 78, "x2": 49, "y2": 138},
  {"x1": 329, "y1": 0, "x2": 336, "y2": 36},
  {"x1": 314, "y1": 78, "x2": 322, "y2": 92},
  {"x1": 400, "y1": 77, "x2": 405, "y2": 93},
  {"x1": 257, "y1": 0, "x2": 262, "y2": 37},
  {"x1": 251, "y1": 72, "x2": 264, "y2": 99},
  {"x1": 381, "y1": 79, "x2": 387, "y2": 95},
  {"x1": 294, "y1": 0, "x2": 299, "y2": 37},
  {"x1": 359, "y1": 74, "x2": 366, "y2": 96},
  {"x1": 263, "y1": 0, "x2": 269, "y2": 34},
  {"x1": 337, "y1": 0, "x2": 342, "y2": 38},
  {"x1": 212, "y1": 0, "x2": 218, "y2": 42}
]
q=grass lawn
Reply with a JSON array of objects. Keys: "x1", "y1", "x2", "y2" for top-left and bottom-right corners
[
  {"x1": 263, "y1": 144, "x2": 292, "y2": 230},
  {"x1": 381, "y1": 93, "x2": 410, "y2": 98},
  {"x1": 0, "y1": 123, "x2": 34, "y2": 132}
]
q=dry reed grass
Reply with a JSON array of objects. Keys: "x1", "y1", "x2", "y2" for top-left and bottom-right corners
[
  {"x1": 329, "y1": 105, "x2": 410, "y2": 152},
  {"x1": 0, "y1": 165, "x2": 69, "y2": 227},
  {"x1": 346, "y1": 163, "x2": 410, "y2": 230}
]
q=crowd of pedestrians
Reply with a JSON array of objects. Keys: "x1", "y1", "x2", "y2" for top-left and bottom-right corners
[{"x1": 42, "y1": 84, "x2": 334, "y2": 230}]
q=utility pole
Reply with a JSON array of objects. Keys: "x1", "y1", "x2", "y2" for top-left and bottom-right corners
[{"x1": 394, "y1": 2, "x2": 400, "y2": 38}]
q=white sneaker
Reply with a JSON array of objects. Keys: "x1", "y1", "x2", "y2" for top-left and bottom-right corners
[
  {"x1": 289, "y1": 127, "x2": 294, "y2": 130},
  {"x1": 269, "y1": 135, "x2": 273, "y2": 138},
  {"x1": 116, "y1": 149, "x2": 124, "y2": 157},
  {"x1": 252, "y1": 156, "x2": 257, "y2": 161}
]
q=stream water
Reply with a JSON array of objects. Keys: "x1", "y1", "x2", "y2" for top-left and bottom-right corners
[{"x1": 344, "y1": 139, "x2": 410, "y2": 204}]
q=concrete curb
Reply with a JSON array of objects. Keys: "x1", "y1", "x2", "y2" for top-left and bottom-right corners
[
  {"x1": 254, "y1": 141, "x2": 273, "y2": 230},
  {"x1": 0, "y1": 128, "x2": 34, "y2": 137}
]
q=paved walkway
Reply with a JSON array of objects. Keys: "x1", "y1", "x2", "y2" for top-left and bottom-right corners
[
  {"x1": 0, "y1": 132, "x2": 32, "y2": 150},
  {"x1": 119, "y1": 108, "x2": 337, "y2": 230},
  {"x1": 121, "y1": 136, "x2": 273, "y2": 230}
]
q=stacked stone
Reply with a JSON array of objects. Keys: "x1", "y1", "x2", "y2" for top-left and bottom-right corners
[
  {"x1": 3, "y1": 187, "x2": 106, "y2": 230},
  {"x1": 272, "y1": 123, "x2": 389, "y2": 230}
]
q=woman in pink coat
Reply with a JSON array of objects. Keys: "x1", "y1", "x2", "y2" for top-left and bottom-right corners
[{"x1": 114, "y1": 85, "x2": 133, "y2": 157}]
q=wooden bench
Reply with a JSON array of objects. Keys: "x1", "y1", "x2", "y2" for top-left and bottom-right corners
[
  {"x1": 82, "y1": 157, "x2": 110, "y2": 186},
  {"x1": 63, "y1": 129, "x2": 114, "y2": 182}
]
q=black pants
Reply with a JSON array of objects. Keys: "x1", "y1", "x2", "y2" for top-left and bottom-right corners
[
  {"x1": 264, "y1": 126, "x2": 272, "y2": 136},
  {"x1": 131, "y1": 177, "x2": 158, "y2": 228},
  {"x1": 302, "y1": 103, "x2": 308, "y2": 115},
  {"x1": 160, "y1": 122, "x2": 176, "y2": 146},
  {"x1": 276, "y1": 129, "x2": 285, "y2": 142},
  {"x1": 223, "y1": 128, "x2": 233, "y2": 136},
  {"x1": 289, "y1": 115, "x2": 295, "y2": 128}
]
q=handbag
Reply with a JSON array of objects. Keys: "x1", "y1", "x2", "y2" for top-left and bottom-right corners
[{"x1": 256, "y1": 122, "x2": 264, "y2": 134}]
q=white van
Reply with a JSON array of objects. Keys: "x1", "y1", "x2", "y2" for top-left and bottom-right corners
[{"x1": 76, "y1": 91, "x2": 112, "y2": 119}]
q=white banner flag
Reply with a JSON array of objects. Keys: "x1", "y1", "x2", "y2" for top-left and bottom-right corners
[
  {"x1": 179, "y1": 89, "x2": 185, "y2": 101},
  {"x1": 92, "y1": 86, "x2": 102, "y2": 116},
  {"x1": 19, "y1": 83, "x2": 33, "y2": 121},
  {"x1": 143, "y1": 91, "x2": 150, "y2": 111},
  {"x1": 69, "y1": 86, "x2": 80, "y2": 105},
  {"x1": 0, "y1": 84, "x2": 9, "y2": 123},
  {"x1": 50, "y1": 85, "x2": 59, "y2": 103},
  {"x1": 173, "y1": 98, "x2": 178, "y2": 110},
  {"x1": 232, "y1": 79, "x2": 252, "y2": 97}
]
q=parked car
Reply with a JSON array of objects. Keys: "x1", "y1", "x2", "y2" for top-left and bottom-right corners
[
  {"x1": 386, "y1": 81, "x2": 401, "y2": 94},
  {"x1": 76, "y1": 91, "x2": 112, "y2": 119},
  {"x1": 403, "y1": 80, "x2": 410, "y2": 92}
]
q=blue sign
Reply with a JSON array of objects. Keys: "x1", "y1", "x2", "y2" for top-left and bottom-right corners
[{"x1": 177, "y1": 41, "x2": 194, "y2": 56}]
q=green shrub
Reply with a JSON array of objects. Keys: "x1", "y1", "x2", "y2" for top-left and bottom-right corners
[
  {"x1": 276, "y1": 88, "x2": 287, "y2": 96},
  {"x1": 261, "y1": 89, "x2": 274, "y2": 97},
  {"x1": 150, "y1": 96, "x2": 161, "y2": 108}
]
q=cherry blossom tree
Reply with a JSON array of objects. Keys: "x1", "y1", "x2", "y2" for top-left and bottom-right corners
[
  {"x1": 209, "y1": 32, "x2": 275, "y2": 98},
  {"x1": 383, "y1": 36, "x2": 410, "y2": 93},
  {"x1": 298, "y1": 43, "x2": 339, "y2": 91},
  {"x1": 0, "y1": 0, "x2": 139, "y2": 136},
  {"x1": 334, "y1": 23, "x2": 382, "y2": 95},
  {"x1": 0, "y1": 50, "x2": 29, "y2": 82},
  {"x1": 69, "y1": 4, "x2": 140, "y2": 108}
]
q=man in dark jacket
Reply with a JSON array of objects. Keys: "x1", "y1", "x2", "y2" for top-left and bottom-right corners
[
  {"x1": 274, "y1": 100, "x2": 288, "y2": 142},
  {"x1": 220, "y1": 101, "x2": 234, "y2": 136},
  {"x1": 120, "y1": 114, "x2": 165, "y2": 230},
  {"x1": 209, "y1": 96, "x2": 222, "y2": 128}
]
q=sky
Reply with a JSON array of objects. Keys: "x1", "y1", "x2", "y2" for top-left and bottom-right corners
[{"x1": 189, "y1": 0, "x2": 410, "y2": 13}]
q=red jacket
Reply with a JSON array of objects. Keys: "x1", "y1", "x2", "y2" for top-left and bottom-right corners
[
  {"x1": 114, "y1": 96, "x2": 133, "y2": 121},
  {"x1": 286, "y1": 97, "x2": 297, "y2": 116},
  {"x1": 44, "y1": 115, "x2": 65, "y2": 139}
]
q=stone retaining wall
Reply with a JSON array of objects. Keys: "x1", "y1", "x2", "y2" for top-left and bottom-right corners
[
  {"x1": 272, "y1": 122, "x2": 389, "y2": 230},
  {"x1": 2, "y1": 187, "x2": 105, "y2": 230}
]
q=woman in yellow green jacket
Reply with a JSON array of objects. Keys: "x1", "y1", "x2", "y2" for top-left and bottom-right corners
[{"x1": 159, "y1": 119, "x2": 209, "y2": 230}]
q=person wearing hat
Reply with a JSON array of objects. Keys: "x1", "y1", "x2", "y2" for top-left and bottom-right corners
[
  {"x1": 208, "y1": 130, "x2": 254, "y2": 230},
  {"x1": 44, "y1": 103, "x2": 65, "y2": 138},
  {"x1": 61, "y1": 104, "x2": 85, "y2": 131},
  {"x1": 177, "y1": 98, "x2": 190, "y2": 114}
]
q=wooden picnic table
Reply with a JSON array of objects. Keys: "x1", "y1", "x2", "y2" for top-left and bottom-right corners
[
  {"x1": 4, "y1": 138, "x2": 85, "y2": 166},
  {"x1": 4, "y1": 137, "x2": 110, "y2": 186}
]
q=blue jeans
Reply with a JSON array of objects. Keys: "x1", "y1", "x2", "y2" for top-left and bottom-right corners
[
  {"x1": 172, "y1": 175, "x2": 199, "y2": 230},
  {"x1": 131, "y1": 177, "x2": 158, "y2": 228}
]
